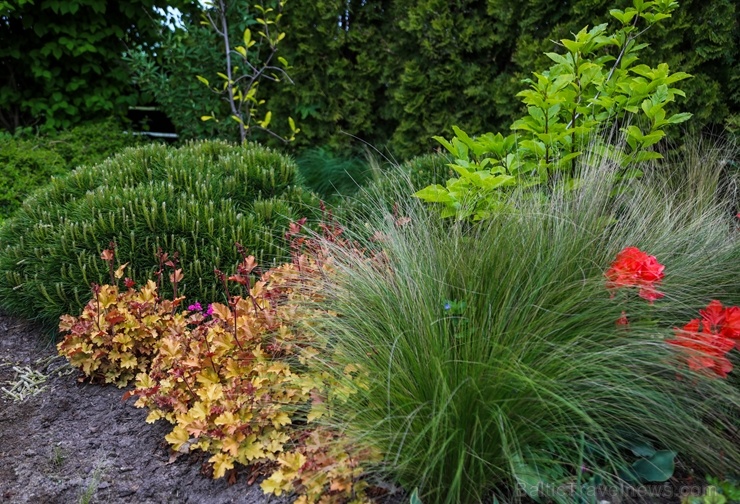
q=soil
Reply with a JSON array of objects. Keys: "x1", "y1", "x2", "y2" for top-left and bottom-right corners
[
  {"x1": 0, "y1": 312, "x2": 726, "y2": 504},
  {"x1": 0, "y1": 313, "x2": 288, "y2": 504}
]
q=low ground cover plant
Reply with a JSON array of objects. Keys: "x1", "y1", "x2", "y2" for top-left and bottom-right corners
[{"x1": 0, "y1": 140, "x2": 319, "y2": 330}]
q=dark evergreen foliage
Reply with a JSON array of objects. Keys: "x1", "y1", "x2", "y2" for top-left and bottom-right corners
[
  {"x1": 262, "y1": 0, "x2": 738, "y2": 158},
  {"x1": 0, "y1": 0, "x2": 196, "y2": 132}
]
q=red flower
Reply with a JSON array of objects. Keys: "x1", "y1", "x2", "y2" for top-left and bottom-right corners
[
  {"x1": 722, "y1": 306, "x2": 740, "y2": 346},
  {"x1": 699, "y1": 299, "x2": 726, "y2": 332},
  {"x1": 666, "y1": 300, "x2": 740, "y2": 379},
  {"x1": 606, "y1": 247, "x2": 665, "y2": 303},
  {"x1": 616, "y1": 311, "x2": 629, "y2": 327},
  {"x1": 666, "y1": 318, "x2": 735, "y2": 378}
]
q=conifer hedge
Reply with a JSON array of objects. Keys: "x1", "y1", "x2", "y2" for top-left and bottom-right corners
[{"x1": 260, "y1": 0, "x2": 738, "y2": 158}]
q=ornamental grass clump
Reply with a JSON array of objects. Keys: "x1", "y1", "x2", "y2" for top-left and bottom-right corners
[
  {"x1": 0, "y1": 140, "x2": 319, "y2": 330},
  {"x1": 307, "y1": 140, "x2": 740, "y2": 504}
]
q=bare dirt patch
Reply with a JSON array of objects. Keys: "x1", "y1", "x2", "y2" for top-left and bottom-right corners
[{"x1": 0, "y1": 313, "x2": 285, "y2": 504}]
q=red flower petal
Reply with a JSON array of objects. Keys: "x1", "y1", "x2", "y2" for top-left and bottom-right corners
[{"x1": 699, "y1": 300, "x2": 726, "y2": 332}]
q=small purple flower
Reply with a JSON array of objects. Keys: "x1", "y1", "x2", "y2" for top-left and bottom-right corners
[
  {"x1": 187, "y1": 302, "x2": 203, "y2": 312},
  {"x1": 205, "y1": 304, "x2": 214, "y2": 316},
  {"x1": 443, "y1": 302, "x2": 452, "y2": 311}
]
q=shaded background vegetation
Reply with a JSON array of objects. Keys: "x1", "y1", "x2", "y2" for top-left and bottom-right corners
[
  {"x1": 3, "y1": 0, "x2": 738, "y2": 159},
  {"x1": 263, "y1": 0, "x2": 740, "y2": 157}
]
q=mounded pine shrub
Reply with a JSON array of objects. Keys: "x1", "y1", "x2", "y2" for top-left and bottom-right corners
[{"x1": 0, "y1": 140, "x2": 319, "y2": 329}]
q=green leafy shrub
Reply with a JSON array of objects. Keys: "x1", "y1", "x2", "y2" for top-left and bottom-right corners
[
  {"x1": 127, "y1": 1, "x2": 298, "y2": 145},
  {"x1": 311, "y1": 143, "x2": 740, "y2": 503},
  {"x1": 126, "y1": 14, "x2": 240, "y2": 142},
  {"x1": 0, "y1": 0, "x2": 193, "y2": 132},
  {"x1": 39, "y1": 118, "x2": 141, "y2": 170},
  {"x1": 0, "y1": 138, "x2": 67, "y2": 221},
  {"x1": 0, "y1": 118, "x2": 140, "y2": 221},
  {"x1": 416, "y1": 0, "x2": 694, "y2": 220},
  {"x1": 0, "y1": 140, "x2": 319, "y2": 329}
]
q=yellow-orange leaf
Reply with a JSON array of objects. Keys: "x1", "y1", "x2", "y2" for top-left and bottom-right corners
[
  {"x1": 114, "y1": 262, "x2": 129, "y2": 279},
  {"x1": 169, "y1": 268, "x2": 183, "y2": 284},
  {"x1": 260, "y1": 470, "x2": 291, "y2": 496},
  {"x1": 145, "y1": 409, "x2": 165, "y2": 424},
  {"x1": 210, "y1": 302, "x2": 231, "y2": 321},
  {"x1": 278, "y1": 451, "x2": 306, "y2": 476},
  {"x1": 220, "y1": 434, "x2": 244, "y2": 457},
  {"x1": 165, "y1": 425, "x2": 190, "y2": 450},
  {"x1": 271, "y1": 411, "x2": 291, "y2": 429},
  {"x1": 209, "y1": 452, "x2": 234, "y2": 479},
  {"x1": 119, "y1": 353, "x2": 137, "y2": 369},
  {"x1": 237, "y1": 437, "x2": 265, "y2": 463}
]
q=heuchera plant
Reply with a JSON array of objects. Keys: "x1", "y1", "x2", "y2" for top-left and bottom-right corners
[
  {"x1": 132, "y1": 250, "x2": 376, "y2": 501},
  {"x1": 58, "y1": 220, "x2": 384, "y2": 503},
  {"x1": 57, "y1": 245, "x2": 185, "y2": 387},
  {"x1": 416, "y1": 0, "x2": 692, "y2": 220}
]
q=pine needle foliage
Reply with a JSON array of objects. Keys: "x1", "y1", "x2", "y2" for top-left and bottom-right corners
[
  {"x1": 0, "y1": 140, "x2": 319, "y2": 330},
  {"x1": 295, "y1": 146, "x2": 373, "y2": 200},
  {"x1": 308, "y1": 141, "x2": 740, "y2": 503}
]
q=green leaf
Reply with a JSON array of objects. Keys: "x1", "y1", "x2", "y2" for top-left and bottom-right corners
[
  {"x1": 561, "y1": 39, "x2": 583, "y2": 54},
  {"x1": 545, "y1": 52, "x2": 570, "y2": 66},
  {"x1": 409, "y1": 488, "x2": 423, "y2": 504},
  {"x1": 243, "y1": 28, "x2": 251, "y2": 47},
  {"x1": 631, "y1": 450, "x2": 676, "y2": 482},
  {"x1": 665, "y1": 112, "x2": 692, "y2": 124},
  {"x1": 432, "y1": 135, "x2": 456, "y2": 156},
  {"x1": 629, "y1": 442, "x2": 656, "y2": 458},
  {"x1": 260, "y1": 111, "x2": 272, "y2": 128},
  {"x1": 414, "y1": 185, "x2": 455, "y2": 204}
]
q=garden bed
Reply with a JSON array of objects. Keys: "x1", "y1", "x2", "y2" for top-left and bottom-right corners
[
  {"x1": 0, "y1": 311, "x2": 726, "y2": 504},
  {"x1": 0, "y1": 312, "x2": 285, "y2": 504}
]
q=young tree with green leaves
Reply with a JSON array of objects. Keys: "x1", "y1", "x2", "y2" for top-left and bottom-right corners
[
  {"x1": 415, "y1": 0, "x2": 694, "y2": 220},
  {"x1": 198, "y1": 0, "x2": 298, "y2": 144}
]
